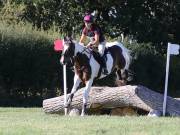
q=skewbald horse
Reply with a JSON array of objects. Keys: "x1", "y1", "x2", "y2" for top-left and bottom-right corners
[{"x1": 58, "y1": 36, "x2": 132, "y2": 116}]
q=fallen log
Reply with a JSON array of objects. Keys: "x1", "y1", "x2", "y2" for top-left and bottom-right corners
[{"x1": 43, "y1": 85, "x2": 180, "y2": 116}]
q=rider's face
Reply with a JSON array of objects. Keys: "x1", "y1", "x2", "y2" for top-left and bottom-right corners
[{"x1": 84, "y1": 21, "x2": 92, "y2": 29}]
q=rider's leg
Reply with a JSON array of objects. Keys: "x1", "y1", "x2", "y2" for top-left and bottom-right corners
[{"x1": 98, "y1": 42, "x2": 108, "y2": 75}]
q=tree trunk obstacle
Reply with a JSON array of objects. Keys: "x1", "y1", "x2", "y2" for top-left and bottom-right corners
[{"x1": 43, "y1": 85, "x2": 180, "y2": 116}]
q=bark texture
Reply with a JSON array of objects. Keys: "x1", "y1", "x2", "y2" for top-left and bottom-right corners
[{"x1": 43, "y1": 85, "x2": 180, "y2": 116}]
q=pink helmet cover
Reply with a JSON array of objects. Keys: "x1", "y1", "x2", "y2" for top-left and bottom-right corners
[{"x1": 84, "y1": 15, "x2": 93, "y2": 22}]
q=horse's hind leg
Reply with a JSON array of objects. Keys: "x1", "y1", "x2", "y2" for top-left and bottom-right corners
[
  {"x1": 121, "y1": 69, "x2": 134, "y2": 82},
  {"x1": 121, "y1": 69, "x2": 128, "y2": 80},
  {"x1": 115, "y1": 69, "x2": 127, "y2": 86}
]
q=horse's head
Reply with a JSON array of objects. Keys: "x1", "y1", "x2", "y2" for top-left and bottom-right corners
[{"x1": 60, "y1": 36, "x2": 75, "y2": 67}]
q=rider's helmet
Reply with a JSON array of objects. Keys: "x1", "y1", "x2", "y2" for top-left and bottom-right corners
[{"x1": 84, "y1": 14, "x2": 93, "y2": 23}]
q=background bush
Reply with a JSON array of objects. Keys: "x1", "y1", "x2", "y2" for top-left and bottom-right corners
[{"x1": 0, "y1": 22, "x2": 64, "y2": 106}]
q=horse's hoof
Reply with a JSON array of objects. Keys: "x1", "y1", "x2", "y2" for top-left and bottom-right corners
[
  {"x1": 81, "y1": 111, "x2": 87, "y2": 116},
  {"x1": 80, "y1": 112, "x2": 88, "y2": 116},
  {"x1": 115, "y1": 80, "x2": 126, "y2": 86},
  {"x1": 69, "y1": 108, "x2": 80, "y2": 116},
  {"x1": 64, "y1": 103, "x2": 70, "y2": 108},
  {"x1": 127, "y1": 76, "x2": 133, "y2": 82}
]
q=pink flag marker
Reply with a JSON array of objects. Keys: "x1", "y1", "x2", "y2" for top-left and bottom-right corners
[{"x1": 54, "y1": 39, "x2": 64, "y2": 52}]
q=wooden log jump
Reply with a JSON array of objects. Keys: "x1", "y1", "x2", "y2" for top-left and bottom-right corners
[{"x1": 43, "y1": 85, "x2": 180, "y2": 116}]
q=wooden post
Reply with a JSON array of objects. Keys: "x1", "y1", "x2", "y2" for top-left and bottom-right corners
[{"x1": 63, "y1": 65, "x2": 67, "y2": 115}]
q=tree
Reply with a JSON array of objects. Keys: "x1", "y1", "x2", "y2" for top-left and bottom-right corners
[{"x1": 2, "y1": 0, "x2": 178, "y2": 47}]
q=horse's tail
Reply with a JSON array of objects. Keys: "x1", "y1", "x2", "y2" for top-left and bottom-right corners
[
  {"x1": 123, "y1": 48, "x2": 131, "y2": 70},
  {"x1": 117, "y1": 42, "x2": 132, "y2": 70},
  {"x1": 106, "y1": 41, "x2": 132, "y2": 70},
  {"x1": 118, "y1": 42, "x2": 133, "y2": 82}
]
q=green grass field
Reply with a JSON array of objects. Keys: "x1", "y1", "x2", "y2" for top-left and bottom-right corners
[{"x1": 0, "y1": 108, "x2": 179, "y2": 135}]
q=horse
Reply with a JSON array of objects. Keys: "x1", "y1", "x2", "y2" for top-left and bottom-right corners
[{"x1": 59, "y1": 36, "x2": 132, "y2": 116}]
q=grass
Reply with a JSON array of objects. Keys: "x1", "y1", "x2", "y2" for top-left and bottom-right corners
[{"x1": 0, "y1": 108, "x2": 179, "y2": 135}]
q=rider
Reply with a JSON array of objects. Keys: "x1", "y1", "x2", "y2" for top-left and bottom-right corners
[{"x1": 79, "y1": 14, "x2": 108, "y2": 75}]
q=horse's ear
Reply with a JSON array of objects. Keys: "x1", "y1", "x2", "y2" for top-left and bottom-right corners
[{"x1": 64, "y1": 35, "x2": 73, "y2": 43}]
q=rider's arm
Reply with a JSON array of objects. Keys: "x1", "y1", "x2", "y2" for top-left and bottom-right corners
[
  {"x1": 91, "y1": 33, "x2": 99, "y2": 47},
  {"x1": 79, "y1": 27, "x2": 87, "y2": 45},
  {"x1": 89, "y1": 26, "x2": 100, "y2": 47},
  {"x1": 79, "y1": 33, "x2": 86, "y2": 44}
]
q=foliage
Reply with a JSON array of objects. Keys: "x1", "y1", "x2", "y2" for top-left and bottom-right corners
[
  {"x1": 168, "y1": 56, "x2": 180, "y2": 96},
  {"x1": 1, "y1": 0, "x2": 180, "y2": 48},
  {"x1": 2, "y1": 1, "x2": 179, "y2": 48},
  {"x1": 21, "y1": 0, "x2": 84, "y2": 34},
  {"x1": 126, "y1": 41, "x2": 180, "y2": 96},
  {"x1": 0, "y1": 1, "x2": 26, "y2": 24},
  {"x1": 0, "y1": 22, "x2": 63, "y2": 106},
  {"x1": 126, "y1": 42, "x2": 165, "y2": 92}
]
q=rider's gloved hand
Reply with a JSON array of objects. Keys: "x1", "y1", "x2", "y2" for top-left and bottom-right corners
[
  {"x1": 79, "y1": 42, "x2": 84, "y2": 46},
  {"x1": 86, "y1": 42, "x2": 93, "y2": 48}
]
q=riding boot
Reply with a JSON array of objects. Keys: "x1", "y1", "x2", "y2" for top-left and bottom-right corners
[{"x1": 101, "y1": 56, "x2": 108, "y2": 75}]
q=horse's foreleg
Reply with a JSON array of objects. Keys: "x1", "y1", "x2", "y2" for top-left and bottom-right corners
[
  {"x1": 65, "y1": 74, "x2": 81, "y2": 108},
  {"x1": 81, "y1": 79, "x2": 93, "y2": 116}
]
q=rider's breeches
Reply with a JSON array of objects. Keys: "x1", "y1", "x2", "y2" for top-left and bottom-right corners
[{"x1": 98, "y1": 42, "x2": 106, "y2": 56}]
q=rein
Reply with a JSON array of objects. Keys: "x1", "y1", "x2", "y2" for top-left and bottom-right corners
[{"x1": 81, "y1": 47, "x2": 92, "y2": 61}]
